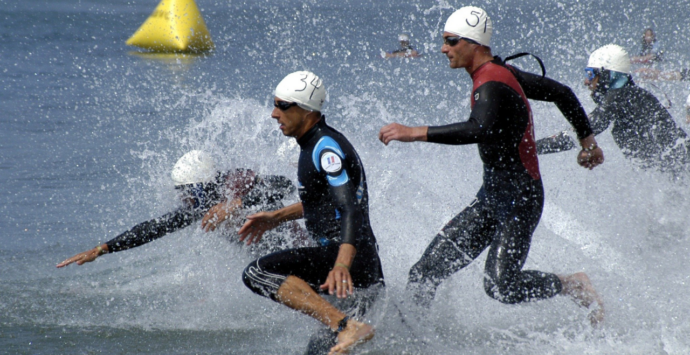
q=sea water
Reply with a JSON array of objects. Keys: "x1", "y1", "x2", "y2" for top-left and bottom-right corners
[{"x1": 2, "y1": 0, "x2": 690, "y2": 354}]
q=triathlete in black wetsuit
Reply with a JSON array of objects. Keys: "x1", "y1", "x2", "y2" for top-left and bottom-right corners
[
  {"x1": 379, "y1": 6, "x2": 604, "y2": 324},
  {"x1": 538, "y1": 44, "x2": 690, "y2": 178},
  {"x1": 57, "y1": 151, "x2": 299, "y2": 268},
  {"x1": 238, "y1": 71, "x2": 381, "y2": 354},
  {"x1": 242, "y1": 117, "x2": 384, "y2": 297}
]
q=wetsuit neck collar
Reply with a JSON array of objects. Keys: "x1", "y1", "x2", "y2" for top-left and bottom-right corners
[
  {"x1": 469, "y1": 59, "x2": 493, "y2": 79},
  {"x1": 297, "y1": 115, "x2": 326, "y2": 147}
]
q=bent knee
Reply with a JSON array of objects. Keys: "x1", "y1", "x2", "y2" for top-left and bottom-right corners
[
  {"x1": 483, "y1": 277, "x2": 521, "y2": 304},
  {"x1": 242, "y1": 259, "x2": 286, "y2": 299}
]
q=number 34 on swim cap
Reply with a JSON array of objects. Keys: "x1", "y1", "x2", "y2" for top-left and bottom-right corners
[
  {"x1": 444, "y1": 6, "x2": 493, "y2": 47},
  {"x1": 275, "y1": 71, "x2": 327, "y2": 112}
]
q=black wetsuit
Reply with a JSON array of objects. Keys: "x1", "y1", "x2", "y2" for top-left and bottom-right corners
[
  {"x1": 242, "y1": 118, "x2": 384, "y2": 354},
  {"x1": 537, "y1": 79, "x2": 690, "y2": 176},
  {"x1": 408, "y1": 58, "x2": 593, "y2": 306},
  {"x1": 105, "y1": 170, "x2": 295, "y2": 254},
  {"x1": 243, "y1": 117, "x2": 384, "y2": 297}
]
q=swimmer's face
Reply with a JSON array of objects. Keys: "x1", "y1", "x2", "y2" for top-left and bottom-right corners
[
  {"x1": 441, "y1": 31, "x2": 477, "y2": 69},
  {"x1": 272, "y1": 97, "x2": 311, "y2": 138},
  {"x1": 644, "y1": 29, "x2": 655, "y2": 43},
  {"x1": 585, "y1": 74, "x2": 599, "y2": 92}
]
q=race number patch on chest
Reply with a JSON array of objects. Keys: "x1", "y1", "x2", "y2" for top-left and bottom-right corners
[{"x1": 320, "y1": 152, "x2": 342, "y2": 173}]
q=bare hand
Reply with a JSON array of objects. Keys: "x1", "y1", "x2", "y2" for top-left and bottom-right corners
[
  {"x1": 577, "y1": 148, "x2": 604, "y2": 170},
  {"x1": 378, "y1": 123, "x2": 426, "y2": 145},
  {"x1": 56, "y1": 247, "x2": 103, "y2": 268},
  {"x1": 320, "y1": 265, "x2": 353, "y2": 298},
  {"x1": 577, "y1": 135, "x2": 604, "y2": 170},
  {"x1": 238, "y1": 211, "x2": 280, "y2": 245},
  {"x1": 201, "y1": 199, "x2": 240, "y2": 232}
]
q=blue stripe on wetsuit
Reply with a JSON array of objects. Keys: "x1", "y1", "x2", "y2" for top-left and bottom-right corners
[{"x1": 312, "y1": 136, "x2": 349, "y2": 186}]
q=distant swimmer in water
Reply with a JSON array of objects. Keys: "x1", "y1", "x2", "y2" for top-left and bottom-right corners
[
  {"x1": 384, "y1": 34, "x2": 421, "y2": 58},
  {"x1": 631, "y1": 28, "x2": 663, "y2": 65},
  {"x1": 636, "y1": 67, "x2": 690, "y2": 82},
  {"x1": 686, "y1": 93, "x2": 690, "y2": 124},
  {"x1": 537, "y1": 45, "x2": 690, "y2": 178},
  {"x1": 239, "y1": 71, "x2": 384, "y2": 355},
  {"x1": 57, "y1": 150, "x2": 304, "y2": 268},
  {"x1": 378, "y1": 6, "x2": 604, "y2": 325}
]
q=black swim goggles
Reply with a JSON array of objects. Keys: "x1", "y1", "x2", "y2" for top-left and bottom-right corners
[
  {"x1": 443, "y1": 36, "x2": 479, "y2": 46},
  {"x1": 274, "y1": 100, "x2": 299, "y2": 111},
  {"x1": 585, "y1": 67, "x2": 601, "y2": 81}
]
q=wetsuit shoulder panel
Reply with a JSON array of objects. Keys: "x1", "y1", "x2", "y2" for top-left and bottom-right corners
[{"x1": 312, "y1": 136, "x2": 349, "y2": 187}]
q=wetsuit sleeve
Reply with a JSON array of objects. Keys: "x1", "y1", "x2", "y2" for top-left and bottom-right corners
[
  {"x1": 588, "y1": 104, "x2": 613, "y2": 136},
  {"x1": 536, "y1": 131, "x2": 577, "y2": 154},
  {"x1": 510, "y1": 67, "x2": 593, "y2": 139},
  {"x1": 535, "y1": 103, "x2": 608, "y2": 154},
  {"x1": 314, "y1": 139, "x2": 363, "y2": 246},
  {"x1": 241, "y1": 175, "x2": 295, "y2": 209},
  {"x1": 427, "y1": 82, "x2": 518, "y2": 145},
  {"x1": 105, "y1": 208, "x2": 199, "y2": 252}
]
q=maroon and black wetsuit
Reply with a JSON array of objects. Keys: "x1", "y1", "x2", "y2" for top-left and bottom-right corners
[{"x1": 408, "y1": 59, "x2": 588, "y2": 305}]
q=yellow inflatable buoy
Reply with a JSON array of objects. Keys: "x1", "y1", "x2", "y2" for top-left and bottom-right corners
[{"x1": 126, "y1": 0, "x2": 214, "y2": 53}]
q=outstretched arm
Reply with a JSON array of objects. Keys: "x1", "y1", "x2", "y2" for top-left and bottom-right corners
[
  {"x1": 378, "y1": 124, "x2": 428, "y2": 145},
  {"x1": 380, "y1": 83, "x2": 511, "y2": 146},
  {"x1": 104, "y1": 209, "x2": 197, "y2": 252},
  {"x1": 238, "y1": 202, "x2": 304, "y2": 245},
  {"x1": 56, "y1": 209, "x2": 196, "y2": 268},
  {"x1": 56, "y1": 243, "x2": 109, "y2": 268}
]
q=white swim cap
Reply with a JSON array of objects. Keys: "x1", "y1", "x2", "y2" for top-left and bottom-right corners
[
  {"x1": 444, "y1": 6, "x2": 493, "y2": 47},
  {"x1": 587, "y1": 44, "x2": 631, "y2": 74},
  {"x1": 274, "y1": 71, "x2": 326, "y2": 112},
  {"x1": 398, "y1": 34, "x2": 410, "y2": 42},
  {"x1": 171, "y1": 150, "x2": 217, "y2": 186}
]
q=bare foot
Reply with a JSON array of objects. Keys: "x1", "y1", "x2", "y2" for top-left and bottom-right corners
[
  {"x1": 559, "y1": 272, "x2": 604, "y2": 326},
  {"x1": 328, "y1": 319, "x2": 375, "y2": 355}
]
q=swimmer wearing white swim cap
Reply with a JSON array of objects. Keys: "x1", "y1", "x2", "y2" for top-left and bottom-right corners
[
  {"x1": 379, "y1": 6, "x2": 605, "y2": 326},
  {"x1": 443, "y1": 6, "x2": 493, "y2": 47},
  {"x1": 274, "y1": 71, "x2": 326, "y2": 112},
  {"x1": 241, "y1": 70, "x2": 384, "y2": 355}
]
